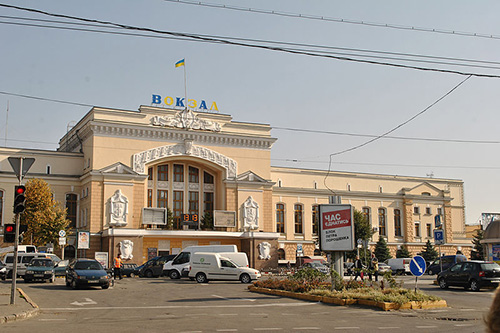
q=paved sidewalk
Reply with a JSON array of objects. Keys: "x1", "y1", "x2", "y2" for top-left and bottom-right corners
[{"x1": 0, "y1": 282, "x2": 39, "y2": 324}]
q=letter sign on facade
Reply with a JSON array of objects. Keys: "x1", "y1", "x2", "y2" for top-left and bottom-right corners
[{"x1": 318, "y1": 204, "x2": 355, "y2": 252}]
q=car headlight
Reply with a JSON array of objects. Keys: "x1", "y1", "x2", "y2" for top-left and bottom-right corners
[
  {"x1": 44, "y1": 271, "x2": 52, "y2": 274},
  {"x1": 102, "y1": 275, "x2": 109, "y2": 280},
  {"x1": 26, "y1": 270, "x2": 34, "y2": 274}
]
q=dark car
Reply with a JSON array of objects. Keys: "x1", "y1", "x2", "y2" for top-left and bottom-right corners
[
  {"x1": 54, "y1": 259, "x2": 69, "y2": 277},
  {"x1": 24, "y1": 258, "x2": 55, "y2": 283},
  {"x1": 65, "y1": 258, "x2": 110, "y2": 289},
  {"x1": 122, "y1": 263, "x2": 138, "y2": 277},
  {"x1": 427, "y1": 254, "x2": 467, "y2": 275},
  {"x1": 139, "y1": 255, "x2": 176, "y2": 278},
  {"x1": 437, "y1": 261, "x2": 500, "y2": 291}
]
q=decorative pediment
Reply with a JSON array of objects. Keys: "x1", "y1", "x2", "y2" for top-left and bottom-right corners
[
  {"x1": 151, "y1": 109, "x2": 221, "y2": 132},
  {"x1": 99, "y1": 162, "x2": 139, "y2": 175},
  {"x1": 404, "y1": 182, "x2": 443, "y2": 197},
  {"x1": 237, "y1": 171, "x2": 269, "y2": 183}
]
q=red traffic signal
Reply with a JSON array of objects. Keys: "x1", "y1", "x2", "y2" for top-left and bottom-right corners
[
  {"x1": 13, "y1": 185, "x2": 26, "y2": 214},
  {"x1": 3, "y1": 223, "x2": 15, "y2": 242},
  {"x1": 5, "y1": 225, "x2": 14, "y2": 233},
  {"x1": 16, "y1": 186, "x2": 26, "y2": 195}
]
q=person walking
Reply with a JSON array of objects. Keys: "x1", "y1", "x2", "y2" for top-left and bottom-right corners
[
  {"x1": 369, "y1": 254, "x2": 379, "y2": 281},
  {"x1": 113, "y1": 254, "x2": 123, "y2": 280},
  {"x1": 354, "y1": 255, "x2": 364, "y2": 281}
]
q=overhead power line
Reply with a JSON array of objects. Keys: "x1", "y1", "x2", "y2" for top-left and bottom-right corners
[
  {"x1": 165, "y1": 0, "x2": 500, "y2": 41},
  {"x1": 1, "y1": 3, "x2": 500, "y2": 78}
]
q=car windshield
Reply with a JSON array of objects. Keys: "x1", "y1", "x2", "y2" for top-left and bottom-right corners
[
  {"x1": 75, "y1": 261, "x2": 103, "y2": 270},
  {"x1": 481, "y1": 263, "x2": 500, "y2": 271},
  {"x1": 30, "y1": 259, "x2": 53, "y2": 267}
]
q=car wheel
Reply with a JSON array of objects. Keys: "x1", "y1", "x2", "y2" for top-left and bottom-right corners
[
  {"x1": 170, "y1": 270, "x2": 180, "y2": 279},
  {"x1": 102, "y1": 284, "x2": 109, "y2": 289},
  {"x1": 130, "y1": 272, "x2": 135, "y2": 278},
  {"x1": 470, "y1": 279, "x2": 480, "y2": 292},
  {"x1": 438, "y1": 278, "x2": 448, "y2": 289},
  {"x1": 428, "y1": 269, "x2": 433, "y2": 275},
  {"x1": 145, "y1": 270, "x2": 154, "y2": 278},
  {"x1": 195, "y1": 272, "x2": 208, "y2": 283},
  {"x1": 240, "y1": 273, "x2": 251, "y2": 284}
]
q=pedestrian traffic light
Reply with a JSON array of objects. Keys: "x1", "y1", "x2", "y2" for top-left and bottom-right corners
[
  {"x1": 13, "y1": 185, "x2": 26, "y2": 214},
  {"x1": 3, "y1": 224, "x2": 15, "y2": 243}
]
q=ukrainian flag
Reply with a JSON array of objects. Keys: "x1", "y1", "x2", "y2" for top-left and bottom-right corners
[{"x1": 175, "y1": 59, "x2": 185, "y2": 68}]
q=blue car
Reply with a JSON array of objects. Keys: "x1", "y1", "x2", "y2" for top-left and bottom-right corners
[{"x1": 65, "y1": 258, "x2": 110, "y2": 289}]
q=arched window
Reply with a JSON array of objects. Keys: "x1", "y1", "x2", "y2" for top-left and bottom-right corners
[
  {"x1": 362, "y1": 207, "x2": 371, "y2": 224},
  {"x1": 277, "y1": 248, "x2": 285, "y2": 260},
  {"x1": 65, "y1": 194, "x2": 78, "y2": 229},
  {"x1": 378, "y1": 208, "x2": 386, "y2": 236},
  {"x1": 394, "y1": 209, "x2": 402, "y2": 237},
  {"x1": 294, "y1": 204, "x2": 303, "y2": 234},
  {"x1": 276, "y1": 203, "x2": 285, "y2": 233}
]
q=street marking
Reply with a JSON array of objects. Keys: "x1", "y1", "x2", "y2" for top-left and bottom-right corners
[
  {"x1": 454, "y1": 324, "x2": 475, "y2": 327},
  {"x1": 212, "y1": 294, "x2": 256, "y2": 302},
  {"x1": 70, "y1": 298, "x2": 97, "y2": 306}
]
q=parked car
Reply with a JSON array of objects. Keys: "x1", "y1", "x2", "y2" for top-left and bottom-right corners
[
  {"x1": 54, "y1": 259, "x2": 69, "y2": 277},
  {"x1": 437, "y1": 260, "x2": 500, "y2": 291},
  {"x1": 385, "y1": 258, "x2": 412, "y2": 275},
  {"x1": 140, "y1": 255, "x2": 176, "y2": 278},
  {"x1": 428, "y1": 254, "x2": 467, "y2": 275},
  {"x1": 189, "y1": 252, "x2": 260, "y2": 283},
  {"x1": 378, "y1": 262, "x2": 392, "y2": 274},
  {"x1": 65, "y1": 258, "x2": 110, "y2": 289},
  {"x1": 3, "y1": 252, "x2": 52, "y2": 279},
  {"x1": 122, "y1": 263, "x2": 138, "y2": 277},
  {"x1": 302, "y1": 262, "x2": 329, "y2": 274},
  {"x1": 24, "y1": 258, "x2": 55, "y2": 283}
]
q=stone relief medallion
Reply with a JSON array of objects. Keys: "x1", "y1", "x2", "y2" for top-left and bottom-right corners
[
  {"x1": 110, "y1": 189, "x2": 128, "y2": 227},
  {"x1": 258, "y1": 242, "x2": 271, "y2": 260},
  {"x1": 243, "y1": 196, "x2": 259, "y2": 230},
  {"x1": 150, "y1": 109, "x2": 221, "y2": 132},
  {"x1": 119, "y1": 240, "x2": 134, "y2": 260}
]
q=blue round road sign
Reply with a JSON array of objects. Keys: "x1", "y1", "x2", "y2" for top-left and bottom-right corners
[{"x1": 409, "y1": 255, "x2": 427, "y2": 277}]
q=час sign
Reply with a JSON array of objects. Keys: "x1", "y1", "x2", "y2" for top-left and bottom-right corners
[{"x1": 319, "y1": 204, "x2": 355, "y2": 251}]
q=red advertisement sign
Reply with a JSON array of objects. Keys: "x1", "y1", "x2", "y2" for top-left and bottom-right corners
[
  {"x1": 319, "y1": 204, "x2": 355, "y2": 252},
  {"x1": 322, "y1": 209, "x2": 352, "y2": 230}
]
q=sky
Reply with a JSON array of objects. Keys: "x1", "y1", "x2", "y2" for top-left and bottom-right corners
[{"x1": 1, "y1": 0, "x2": 500, "y2": 225}]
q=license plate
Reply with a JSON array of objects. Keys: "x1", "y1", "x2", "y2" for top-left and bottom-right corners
[
  {"x1": 88, "y1": 280, "x2": 98, "y2": 283},
  {"x1": 34, "y1": 274, "x2": 44, "y2": 277}
]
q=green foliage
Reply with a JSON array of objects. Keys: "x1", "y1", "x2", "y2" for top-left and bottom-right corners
[
  {"x1": 20, "y1": 178, "x2": 70, "y2": 248},
  {"x1": 471, "y1": 228, "x2": 484, "y2": 260},
  {"x1": 374, "y1": 237, "x2": 392, "y2": 262},
  {"x1": 201, "y1": 211, "x2": 214, "y2": 230},
  {"x1": 396, "y1": 245, "x2": 411, "y2": 258},
  {"x1": 382, "y1": 271, "x2": 399, "y2": 289},
  {"x1": 330, "y1": 269, "x2": 344, "y2": 291},
  {"x1": 289, "y1": 267, "x2": 328, "y2": 283},
  {"x1": 347, "y1": 209, "x2": 374, "y2": 260},
  {"x1": 160, "y1": 207, "x2": 174, "y2": 229},
  {"x1": 420, "y1": 240, "x2": 439, "y2": 263}
]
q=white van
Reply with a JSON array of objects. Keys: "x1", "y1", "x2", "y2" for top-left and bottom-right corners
[
  {"x1": 385, "y1": 258, "x2": 412, "y2": 275},
  {"x1": 219, "y1": 252, "x2": 249, "y2": 268},
  {"x1": 189, "y1": 252, "x2": 261, "y2": 283},
  {"x1": 18, "y1": 245, "x2": 37, "y2": 253},
  {"x1": 163, "y1": 245, "x2": 238, "y2": 279}
]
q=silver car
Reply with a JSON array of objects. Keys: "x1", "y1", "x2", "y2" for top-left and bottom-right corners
[{"x1": 303, "y1": 262, "x2": 330, "y2": 274}]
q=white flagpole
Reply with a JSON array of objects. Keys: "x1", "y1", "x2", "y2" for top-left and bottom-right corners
[
  {"x1": 183, "y1": 60, "x2": 188, "y2": 110},
  {"x1": 5, "y1": 101, "x2": 9, "y2": 147}
]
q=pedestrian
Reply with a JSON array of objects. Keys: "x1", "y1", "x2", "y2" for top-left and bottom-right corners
[
  {"x1": 368, "y1": 254, "x2": 379, "y2": 281},
  {"x1": 485, "y1": 285, "x2": 500, "y2": 333},
  {"x1": 354, "y1": 255, "x2": 364, "y2": 281},
  {"x1": 114, "y1": 254, "x2": 123, "y2": 280},
  {"x1": 287, "y1": 261, "x2": 291, "y2": 271}
]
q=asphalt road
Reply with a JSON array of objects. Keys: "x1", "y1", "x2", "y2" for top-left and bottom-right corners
[{"x1": 0, "y1": 274, "x2": 494, "y2": 333}]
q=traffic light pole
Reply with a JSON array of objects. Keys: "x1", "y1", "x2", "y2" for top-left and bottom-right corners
[{"x1": 10, "y1": 158, "x2": 22, "y2": 305}]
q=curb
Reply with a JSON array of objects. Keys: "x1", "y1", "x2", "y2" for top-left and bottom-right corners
[{"x1": 0, "y1": 288, "x2": 39, "y2": 324}]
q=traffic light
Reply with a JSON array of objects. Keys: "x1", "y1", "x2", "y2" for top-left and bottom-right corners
[
  {"x1": 13, "y1": 185, "x2": 26, "y2": 214},
  {"x1": 3, "y1": 224, "x2": 15, "y2": 243}
]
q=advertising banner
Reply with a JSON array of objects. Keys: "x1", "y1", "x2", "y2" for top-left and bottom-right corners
[
  {"x1": 319, "y1": 204, "x2": 355, "y2": 251},
  {"x1": 77, "y1": 231, "x2": 90, "y2": 249}
]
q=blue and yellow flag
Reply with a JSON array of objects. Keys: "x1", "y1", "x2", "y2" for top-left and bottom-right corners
[{"x1": 175, "y1": 59, "x2": 185, "y2": 68}]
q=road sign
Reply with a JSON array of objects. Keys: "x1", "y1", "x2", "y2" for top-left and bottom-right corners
[
  {"x1": 8, "y1": 157, "x2": 35, "y2": 181},
  {"x1": 410, "y1": 255, "x2": 427, "y2": 277},
  {"x1": 434, "y1": 229, "x2": 445, "y2": 245},
  {"x1": 434, "y1": 214, "x2": 441, "y2": 228},
  {"x1": 59, "y1": 237, "x2": 66, "y2": 246},
  {"x1": 58, "y1": 230, "x2": 66, "y2": 237}
]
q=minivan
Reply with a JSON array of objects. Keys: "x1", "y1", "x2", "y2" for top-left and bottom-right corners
[
  {"x1": 189, "y1": 252, "x2": 260, "y2": 283},
  {"x1": 427, "y1": 254, "x2": 467, "y2": 275},
  {"x1": 163, "y1": 245, "x2": 238, "y2": 279},
  {"x1": 385, "y1": 258, "x2": 412, "y2": 275},
  {"x1": 3, "y1": 252, "x2": 51, "y2": 278}
]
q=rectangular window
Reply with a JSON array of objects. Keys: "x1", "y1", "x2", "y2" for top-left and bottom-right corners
[
  {"x1": 312, "y1": 205, "x2": 319, "y2": 235},
  {"x1": 426, "y1": 224, "x2": 432, "y2": 237},
  {"x1": 394, "y1": 209, "x2": 402, "y2": 237},
  {"x1": 437, "y1": 207, "x2": 443, "y2": 215},
  {"x1": 174, "y1": 164, "x2": 184, "y2": 182},
  {"x1": 362, "y1": 207, "x2": 371, "y2": 224},
  {"x1": 414, "y1": 206, "x2": 420, "y2": 214},
  {"x1": 378, "y1": 208, "x2": 386, "y2": 236},
  {"x1": 157, "y1": 165, "x2": 168, "y2": 181},
  {"x1": 148, "y1": 167, "x2": 153, "y2": 181},
  {"x1": 173, "y1": 191, "x2": 183, "y2": 229},
  {"x1": 204, "y1": 171, "x2": 214, "y2": 184},
  {"x1": 66, "y1": 194, "x2": 78, "y2": 229},
  {"x1": 415, "y1": 222, "x2": 421, "y2": 237},
  {"x1": 425, "y1": 207, "x2": 432, "y2": 215},
  {"x1": 188, "y1": 191, "x2": 199, "y2": 215},
  {"x1": 276, "y1": 204, "x2": 285, "y2": 233},
  {"x1": 189, "y1": 167, "x2": 199, "y2": 183},
  {"x1": 157, "y1": 190, "x2": 168, "y2": 208},
  {"x1": 203, "y1": 192, "x2": 214, "y2": 214},
  {"x1": 147, "y1": 189, "x2": 153, "y2": 208},
  {"x1": 294, "y1": 204, "x2": 303, "y2": 234}
]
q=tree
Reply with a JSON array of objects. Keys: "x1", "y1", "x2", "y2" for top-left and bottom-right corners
[
  {"x1": 20, "y1": 178, "x2": 70, "y2": 247},
  {"x1": 420, "y1": 240, "x2": 439, "y2": 263},
  {"x1": 396, "y1": 245, "x2": 412, "y2": 258},
  {"x1": 373, "y1": 236, "x2": 391, "y2": 262},
  {"x1": 201, "y1": 211, "x2": 214, "y2": 230},
  {"x1": 160, "y1": 207, "x2": 174, "y2": 230},
  {"x1": 346, "y1": 209, "x2": 374, "y2": 260},
  {"x1": 471, "y1": 228, "x2": 485, "y2": 260}
]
